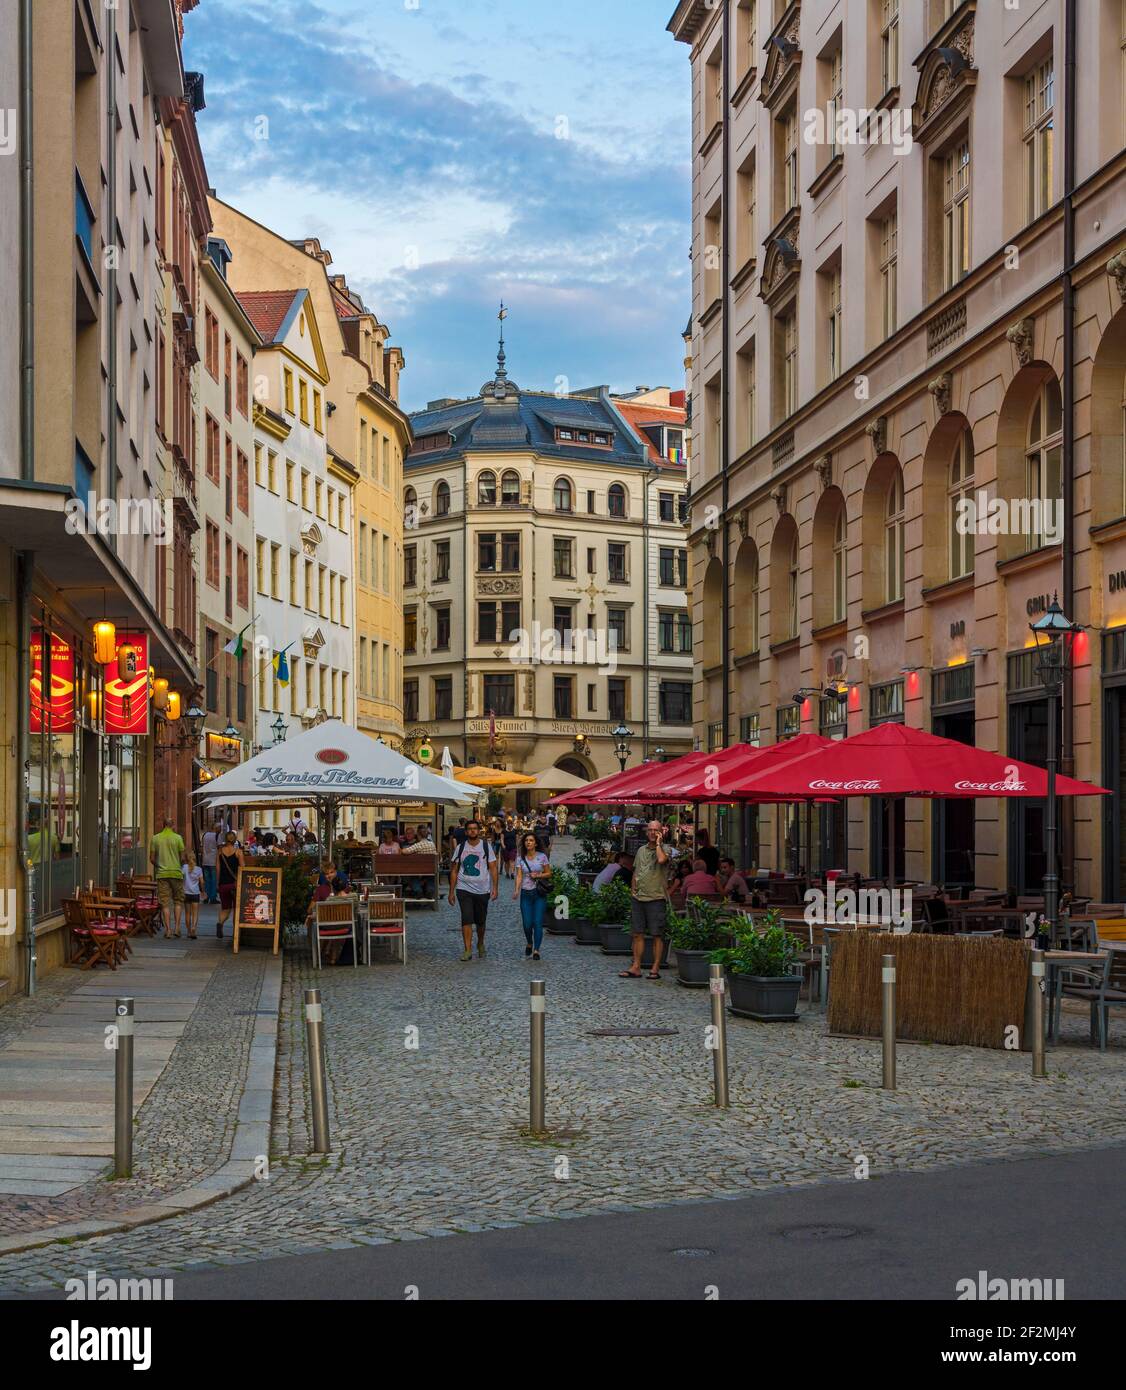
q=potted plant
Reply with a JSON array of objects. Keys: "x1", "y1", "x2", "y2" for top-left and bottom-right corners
[
  {"x1": 668, "y1": 898, "x2": 733, "y2": 987},
  {"x1": 573, "y1": 882, "x2": 608, "y2": 944},
  {"x1": 710, "y1": 909, "x2": 804, "y2": 1021},
  {"x1": 570, "y1": 814, "x2": 615, "y2": 885},
  {"x1": 546, "y1": 869, "x2": 579, "y2": 936},
  {"x1": 597, "y1": 876, "x2": 634, "y2": 955}
]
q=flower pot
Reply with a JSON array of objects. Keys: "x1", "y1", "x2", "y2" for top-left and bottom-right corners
[
  {"x1": 673, "y1": 947, "x2": 714, "y2": 987},
  {"x1": 572, "y1": 917, "x2": 601, "y2": 944},
  {"x1": 598, "y1": 922, "x2": 632, "y2": 955},
  {"x1": 547, "y1": 912, "x2": 577, "y2": 936},
  {"x1": 727, "y1": 972, "x2": 803, "y2": 1021}
]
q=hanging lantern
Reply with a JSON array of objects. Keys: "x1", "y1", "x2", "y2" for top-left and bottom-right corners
[
  {"x1": 117, "y1": 642, "x2": 139, "y2": 683},
  {"x1": 165, "y1": 690, "x2": 181, "y2": 721},
  {"x1": 152, "y1": 677, "x2": 169, "y2": 711},
  {"x1": 86, "y1": 689, "x2": 102, "y2": 724},
  {"x1": 93, "y1": 620, "x2": 116, "y2": 665}
]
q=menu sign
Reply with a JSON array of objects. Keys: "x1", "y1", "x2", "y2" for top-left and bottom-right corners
[
  {"x1": 105, "y1": 633, "x2": 150, "y2": 736},
  {"x1": 232, "y1": 866, "x2": 282, "y2": 955},
  {"x1": 30, "y1": 633, "x2": 75, "y2": 734}
]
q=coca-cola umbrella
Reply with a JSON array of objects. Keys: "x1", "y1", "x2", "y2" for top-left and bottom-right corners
[{"x1": 547, "y1": 750, "x2": 716, "y2": 807}]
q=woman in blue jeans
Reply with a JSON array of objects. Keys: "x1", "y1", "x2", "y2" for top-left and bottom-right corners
[{"x1": 513, "y1": 832, "x2": 551, "y2": 960}]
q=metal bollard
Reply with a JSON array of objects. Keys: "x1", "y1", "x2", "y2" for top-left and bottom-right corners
[
  {"x1": 529, "y1": 980, "x2": 546, "y2": 1134},
  {"x1": 881, "y1": 955, "x2": 896, "y2": 1090},
  {"x1": 113, "y1": 997, "x2": 134, "y2": 1179},
  {"x1": 1031, "y1": 949, "x2": 1046, "y2": 1079},
  {"x1": 304, "y1": 988, "x2": 330, "y2": 1153},
  {"x1": 708, "y1": 964, "x2": 729, "y2": 1109}
]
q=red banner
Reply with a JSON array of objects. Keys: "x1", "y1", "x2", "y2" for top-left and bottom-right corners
[
  {"x1": 30, "y1": 633, "x2": 75, "y2": 734},
  {"x1": 105, "y1": 633, "x2": 150, "y2": 736}
]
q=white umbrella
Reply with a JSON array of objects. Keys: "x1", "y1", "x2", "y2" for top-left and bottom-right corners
[
  {"x1": 194, "y1": 720, "x2": 473, "y2": 843},
  {"x1": 441, "y1": 745, "x2": 454, "y2": 776}
]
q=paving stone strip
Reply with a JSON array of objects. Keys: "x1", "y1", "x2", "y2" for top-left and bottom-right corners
[
  {"x1": 0, "y1": 848, "x2": 1121, "y2": 1294},
  {"x1": 0, "y1": 911, "x2": 279, "y2": 1244}
]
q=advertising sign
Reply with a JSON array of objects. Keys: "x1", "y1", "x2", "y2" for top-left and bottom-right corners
[
  {"x1": 30, "y1": 633, "x2": 76, "y2": 734},
  {"x1": 105, "y1": 633, "x2": 150, "y2": 736}
]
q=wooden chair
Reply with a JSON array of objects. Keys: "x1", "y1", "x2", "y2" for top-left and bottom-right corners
[
  {"x1": 312, "y1": 898, "x2": 357, "y2": 969},
  {"x1": 79, "y1": 889, "x2": 134, "y2": 958},
  {"x1": 364, "y1": 895, "x2": 407, "y2": 964},
  {"x1": 63, "y1": 898, "x2": 125, "y2": 970}
]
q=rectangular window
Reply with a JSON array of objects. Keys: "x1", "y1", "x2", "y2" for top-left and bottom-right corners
[
  {"x1": 289, "y1": 552, "x2": 299, "y2": 606},
  {"x1": 659, "y1": 492, "x2": 675, "y2": 523},
  {"x1": 236, "y1": 353, "x2": 249, "y2": 417},
  {"x1": 607, "y1": 607, "x2": 628, "y2": 651},
  {"x1": 553, "y1": 604, "x2": 574, "y2": 640},
  {"x1": 1023, "y1": 58, "x2": 1054, "y2": 224},
  {"x1": 404, "y1": 679, "x2": 419, "y2": 723},
  {"x1": 404, "y1": 544, "x2": 417, "y2": 587},
  {"x1": 223, "y1": 334, "x2": 232, "y2": 419},
  {"x1": 827, "y1": 267, "x2": 842, "y2": 379},
  {"x1": 287, "y1": 459, "x2": 296, "y2": 502},
  {"x1": 206, "y1": 414, "x2": 220, "y2": 483},
  {"x1": 255, "y1": 537, "x2": 267, "y2": 594},
  {"x1": 501, "y1": 533, "x2": 521, "y2": 571},
  {"x1": 238, "y1": 546, "x2": 250, "y2": 609},
  {"x1": 237, "y1": 449, "x2": 249, "y2": 515},
  {"x1": 658, "y1": 611, "x2": 675, "y2": 653},
  {"x1": 313, "y1": 389, "x2": 323, "y2": 433},
  {"x1": 483, "y1": 674, "x2": 515, "y2": 717},
  {"x1": 434, "y1": 605, "x2": 451, "y2": 651},
  {"x1": 942, "y1": 139, "x2": 971, "y2": 290},
  {"x1": 299, "y1": 379, "x2": 309, "y2": 425},
  {"x1": 206, "y1": 522, "x2": 220, "y2": 589},
  {"x1": 553, "y1": 537, "x2": 574, "y2": 578},
  {"x1": 881, "y1": 0, "x2": 899, "y2": 94},
  {"x1": 608, "y1": 677, "x2": 627, "y2": 721},
  {"x1": 405, "y1": 609, "x2": 418, "y2": 654},
  {"x1": 433, "y1": 676, "x2": 453, "y2": 721},
  {"x1": 608, "y1": 542, "x2": 627, "y2": 583},
  {"x1": 880, "y1": 210, "x2": 898, "y2": 338},
  {"x1": 435, "y1": 540, "x2": 450, "y2": 582},
  {"x1": 284, "y1": 369, "x2": 294, "y2": 415},
  {"x1": 659, "y1": 681, "x2": 692, "y2": 724},
  {"x1": 270, "y1": 543, "x2": 281, "y2": 600},
  {"x1": 205, "y1": 307, "x2": 219, "y2": 379},
  {"x1": 478, "y1": 533, "x2": 496, "y2": 572},
  {"x1": 827, "y1": 49, "x2": 843, "y2": 160},
  {"x1": 553, "y1": 675, "x2": 574, "y2": 719},
  {"x1": 783, "y1": 105, "x2": 798, "y2": 212}
]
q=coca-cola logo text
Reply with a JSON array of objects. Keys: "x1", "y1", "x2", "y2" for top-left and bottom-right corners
[{"x1": 808, "y1": 779, "x2": 881, "y2": 791}]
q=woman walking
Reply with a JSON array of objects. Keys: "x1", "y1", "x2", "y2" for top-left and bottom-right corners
[
  {"x1": 514, "y1": 831, "x2": 551, "y2": 960},
  {"x1": 216, "y1": 832, "x2": 243, "y2": 940},
  {"x1": 182, "y1": 852, "x2": 203, "y2": 939}
]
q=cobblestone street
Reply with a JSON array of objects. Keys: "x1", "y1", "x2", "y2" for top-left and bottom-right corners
[{"x1": 0, "y1": 843, "x2": 1122, "y2": 1294}]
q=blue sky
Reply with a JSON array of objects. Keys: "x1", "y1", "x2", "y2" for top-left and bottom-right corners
[{"x1": 185, "y1": 0, "x2": 691, "y2": 414}]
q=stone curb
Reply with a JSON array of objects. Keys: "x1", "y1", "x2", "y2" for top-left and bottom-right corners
[{"x1": 0, "y1": 953, "x2": 284, "y2": 1258}]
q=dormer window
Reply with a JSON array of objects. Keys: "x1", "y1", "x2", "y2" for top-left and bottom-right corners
[
  {"x1": 559, "y1": 429, "x2": 574, "y2": 441},
  {"x1": 554, "y1": 426, "x2": 614, "y2": 448}
]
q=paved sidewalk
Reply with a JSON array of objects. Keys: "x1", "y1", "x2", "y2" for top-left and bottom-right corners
[
  {"x1": 0, "y1": 908, "x2": 281, "y2": 1249},
  {"x1": 0, "y1": 871, "x2": 1121, "y2": 1294}
]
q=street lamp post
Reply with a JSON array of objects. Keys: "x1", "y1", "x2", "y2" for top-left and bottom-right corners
[
  {"x1": 612, "y1": 722, "x2": 634, "y2": 774},
  {"x1": 271, "y1": 715, "x2": 289, "y2": 746},
  {"x1": 1030, "y1": 593, "x2": 1080, "y2": 946}
]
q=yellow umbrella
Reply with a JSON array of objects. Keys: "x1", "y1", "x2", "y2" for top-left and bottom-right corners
[{"x1": 452, "y1": 766, "x2": 537, "y2": 788}]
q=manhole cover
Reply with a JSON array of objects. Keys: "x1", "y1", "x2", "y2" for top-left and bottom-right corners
[
  {"x1": 780, "y1": 1225, "x2": 859, "y2": 1242},
  {"x1": 587, "y1": 1028, "x2": 680, "y2": 1038},
  {"x1": 671, "y1": 1247, "x2": 715, "y2": 1258}
]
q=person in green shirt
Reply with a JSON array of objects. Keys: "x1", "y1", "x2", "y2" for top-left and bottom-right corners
[
  {"x1": 619, "y1": 819, "x2": 671, "y2": 980},
  {"x1": 150, "y1": 818, "x2": 186, "y2": 939}
]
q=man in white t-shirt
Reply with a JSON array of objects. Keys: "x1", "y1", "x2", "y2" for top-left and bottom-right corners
[{"x1": 447, "y1": 818, "x2": 498, "y2": 961}]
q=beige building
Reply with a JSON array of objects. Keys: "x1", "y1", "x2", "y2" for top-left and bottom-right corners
[
  {"x1": 197, "y1": 237, "x2": 261, "y2": 789},
  {"x1": 206, "y1": 204, "x2": 411, "y2": 771},
  {"x1": 669, "y1": 0, "x2": 1126, "y2": 896},
  {"x1": 403, "y1": 343, "x2": 692, "y2": 789}
]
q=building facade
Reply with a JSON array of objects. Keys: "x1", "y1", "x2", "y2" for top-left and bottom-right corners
[
  {"x1": 403, "y1": 346, "x2": 692, "y2": 784},
  {"x1": 669, "y1": 0, "x2": 1126, "y2": 895},
  {"x1": 237, "y1": 288, "x2": 358, "y2": 832},
  {"x1": 0, "y1": 0, "x2": 203, "y2": 999},
  {"x1": 198, "y1": 237, "x2": 261, "y2": 799}
]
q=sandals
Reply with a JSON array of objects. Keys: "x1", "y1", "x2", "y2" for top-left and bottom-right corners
[
  {"x1": 647, "y1": 971, "x2": 661, "y2": 980},
  {"x1": 619, "y1": 969, "x2": 642, "y2": 979}
]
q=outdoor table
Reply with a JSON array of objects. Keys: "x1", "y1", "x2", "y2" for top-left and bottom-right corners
[{"x1": 1042, "y1": 947, "x2": 1122, "y2": 1044}]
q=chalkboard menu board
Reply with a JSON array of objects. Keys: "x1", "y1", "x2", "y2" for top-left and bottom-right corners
[{"x1": 232, "y1": 866, "x2": 283, "y2": 955}]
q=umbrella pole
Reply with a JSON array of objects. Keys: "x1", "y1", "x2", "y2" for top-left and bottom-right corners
[{"x1": 805, "y1": 798, "x2": 812, "y2": 881}]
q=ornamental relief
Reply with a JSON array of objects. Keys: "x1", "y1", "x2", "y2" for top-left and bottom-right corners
[
  {"x1": 912, "y1": 12, "x2": 977, "y2": 134},
  {"x1": 477, "y1": 576, "x2": 521, "y2": 596}
]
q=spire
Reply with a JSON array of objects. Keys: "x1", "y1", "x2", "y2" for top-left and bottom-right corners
[{"x1": 481, "y1": 301, "x2": 519, "y2": 400}]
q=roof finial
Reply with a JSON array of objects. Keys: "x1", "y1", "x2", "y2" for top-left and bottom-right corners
[{"x1": 496, "y1": 301, "x2": 508, "y2": 381}]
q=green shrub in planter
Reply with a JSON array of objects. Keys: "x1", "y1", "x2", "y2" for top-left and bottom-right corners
[
  {"x1": 710, "y1": 909, "x2": 804, "y2": 1020},
  {"x1": 598, "y1": 875, "x2": 631, "y2": 926},
  {"x1": 569, "y1": 814, "x2": 615, "y2": 873},
  {"x1": 669, "y1": 898, "x2": 733, "y2": 986}
]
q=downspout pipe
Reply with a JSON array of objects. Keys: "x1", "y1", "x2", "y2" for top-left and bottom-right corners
[
  {"x1": 720, "y1": 0, "x2": 731, "y2": 748},
  {"x1": 1061, "y1": 0, "x2": 1077, "y2": 891},
  {"x1": 18, "y1": 0, "x2": 35, "y2": 993}
]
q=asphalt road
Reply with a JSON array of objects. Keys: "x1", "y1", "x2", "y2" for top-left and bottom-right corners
[{"x1": 22, "y1": 1143, "x2": 1121, "y2": 1302}]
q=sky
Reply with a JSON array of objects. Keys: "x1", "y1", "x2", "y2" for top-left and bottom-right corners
[{"x1": 184, "y1": 0, "x2": 692, "y2": 415}]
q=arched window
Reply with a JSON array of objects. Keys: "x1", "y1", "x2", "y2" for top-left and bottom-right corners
[
  {"x1": 435, "y1": 480, "x2": 450, "y2": 516},
  {"x1": 787, "y1": 531, "x2": 800, "y2": 638},
  {"x1": 832, "y1": 507, "x2": 846, "y2": 623},
  {"x1": 404, "y1": 486, "x2": 417, "y2": 511},
  {"x1": 500, "y1": 470, "x2": 520, "y2": 504},
  {"x1": 885, "y1": 470, "x2": 904, "y2": 603},
  {"x1": 608, "y1": 483, "x2": 627, "y2": 518},
  {"x1": 948, "y1": 428, "x2": 975, "y2": 579},
  {"x1": 1025, "y1": 377, "x2": 1063, "y2": 550},
  {"x1": 553, "y1": 477, "x2": 573, "y2": 513},
  {"x1": 477, "y1": 471, "x2": 497, "y2": 506}
]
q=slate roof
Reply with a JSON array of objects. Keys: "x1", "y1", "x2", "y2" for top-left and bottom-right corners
[
  {"x1": 407, "y1": 387, "x2": 650, "y2": 469},
  {"x1": 235, "y1": 290, "x2": 305, "y2": 346}
]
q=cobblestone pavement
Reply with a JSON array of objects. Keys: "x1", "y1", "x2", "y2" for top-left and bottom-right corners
[
  {"x1": 0, "y1": 852, "x2": 1122, "y2": 1292},
  {"x1": 0, "y1": 916, "x2": 268, "y2": 1237}
]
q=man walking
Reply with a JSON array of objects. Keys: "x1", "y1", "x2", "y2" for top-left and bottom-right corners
[
  {"x1": 447, "y1": 818, "x2": 498, "y2": 960},
  {"x1": 619, "y1": 819, "x2": 670, "y2": 980},
  {"x1": 150, "y1": 816, "x2": 187, "y2": 939},
  {"x1": 201, "y1": 821, "x2": 220, "y2": 904}
]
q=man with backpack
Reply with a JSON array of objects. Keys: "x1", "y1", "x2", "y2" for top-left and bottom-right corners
[{"x1": 447, "y1": 818, "x2": 498, "y2": 960}]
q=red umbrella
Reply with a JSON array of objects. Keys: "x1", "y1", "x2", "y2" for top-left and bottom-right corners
[
  {"x1": 548, "y1": 750, "x2": 717, "y2": 806},
  {"x1": 721, "y1": 724, "x2": 1109, "y2": 801},
  {"x1": 657, "y1": 733, "x2": 834, "y2": 802}
]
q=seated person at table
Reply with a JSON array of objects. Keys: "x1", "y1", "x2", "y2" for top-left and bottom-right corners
[
  {"x1": 592, "y1": 853, "x2": 632, "y2": 893},
  {"x1": 307, "y1": 862, "x2": 352, "y2": 964},
  {"x1": 379, "y1": 828, "x2": 401, "y2": 855},
  {"x1": 402, "y1": 824, "x2": 437, "y2": 897},
  {"x1": 717, "y1": 857, "x2": 753, "y2": 903},
  {"x1": 677, "y1": 859, "x2": 721, "y2": 903}
]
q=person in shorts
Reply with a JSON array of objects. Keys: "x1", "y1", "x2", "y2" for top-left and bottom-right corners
[
  {"x1": 149, "y1": 817, "x2": 186, "y2": 938},
  {"x1": 501, "y1": 820, "x2": 518, "y2": 879},
  {"x1": 620, "y1": 820, "x2": 671, "y2": 980},
  {"x1": 182, "y1": 852, "x2": 203, "y2": 939},
  {"x1": 447, "y1": 819, "x2": 498, "y2": 960}
]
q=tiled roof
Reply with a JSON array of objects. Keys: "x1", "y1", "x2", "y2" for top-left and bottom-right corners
[
  {"x1": 234, "y1": 290, "x2": 303, "y2": 345},
  {"x1": 332, "y1": 286, "x2": 361, "y2": 321},
  {"x1": 612, "y1": 400, "x2": 688, "y2": 466}
]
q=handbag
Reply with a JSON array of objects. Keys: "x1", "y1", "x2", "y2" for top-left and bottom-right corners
[{"x1": 522, "y1": 855, "x2": 552, "y2": 898}]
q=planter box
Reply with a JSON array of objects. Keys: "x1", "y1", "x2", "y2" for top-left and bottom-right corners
[
  {"x1": 547, "y1": 913, "x2": 577, "y2": 936},
  {"x1": 599, "y1": 922, "x2": 632, "y2": 955},
  {"x1": 673, "y1": 947, "x2": 714, "y2": 987},
  {"x1": 728, "y1": 971, "x2": 803, "y2": 1021},
  {"x1": 573, "y1": 917, "x2": 601, "y2": 944}
]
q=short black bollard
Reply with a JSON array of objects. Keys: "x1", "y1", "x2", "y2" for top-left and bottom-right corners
[
  {"x1": 304, "y1": 988, "x2": 330, "y2": 1153},
  {"x1": 114, "y1": 997, "x2": 135, "y2": 1178}
]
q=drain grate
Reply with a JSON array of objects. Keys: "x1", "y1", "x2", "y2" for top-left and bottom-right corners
[
  {"x1": 671, "y1": 1247, "x2": 715, "y2": 1258},
  {"x1": 587, "y1": 1028, "x2": 679, "y2": 1038},
  {"x1": 779, "y1": 1225, "x2": 859, "y2": 1242}
]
